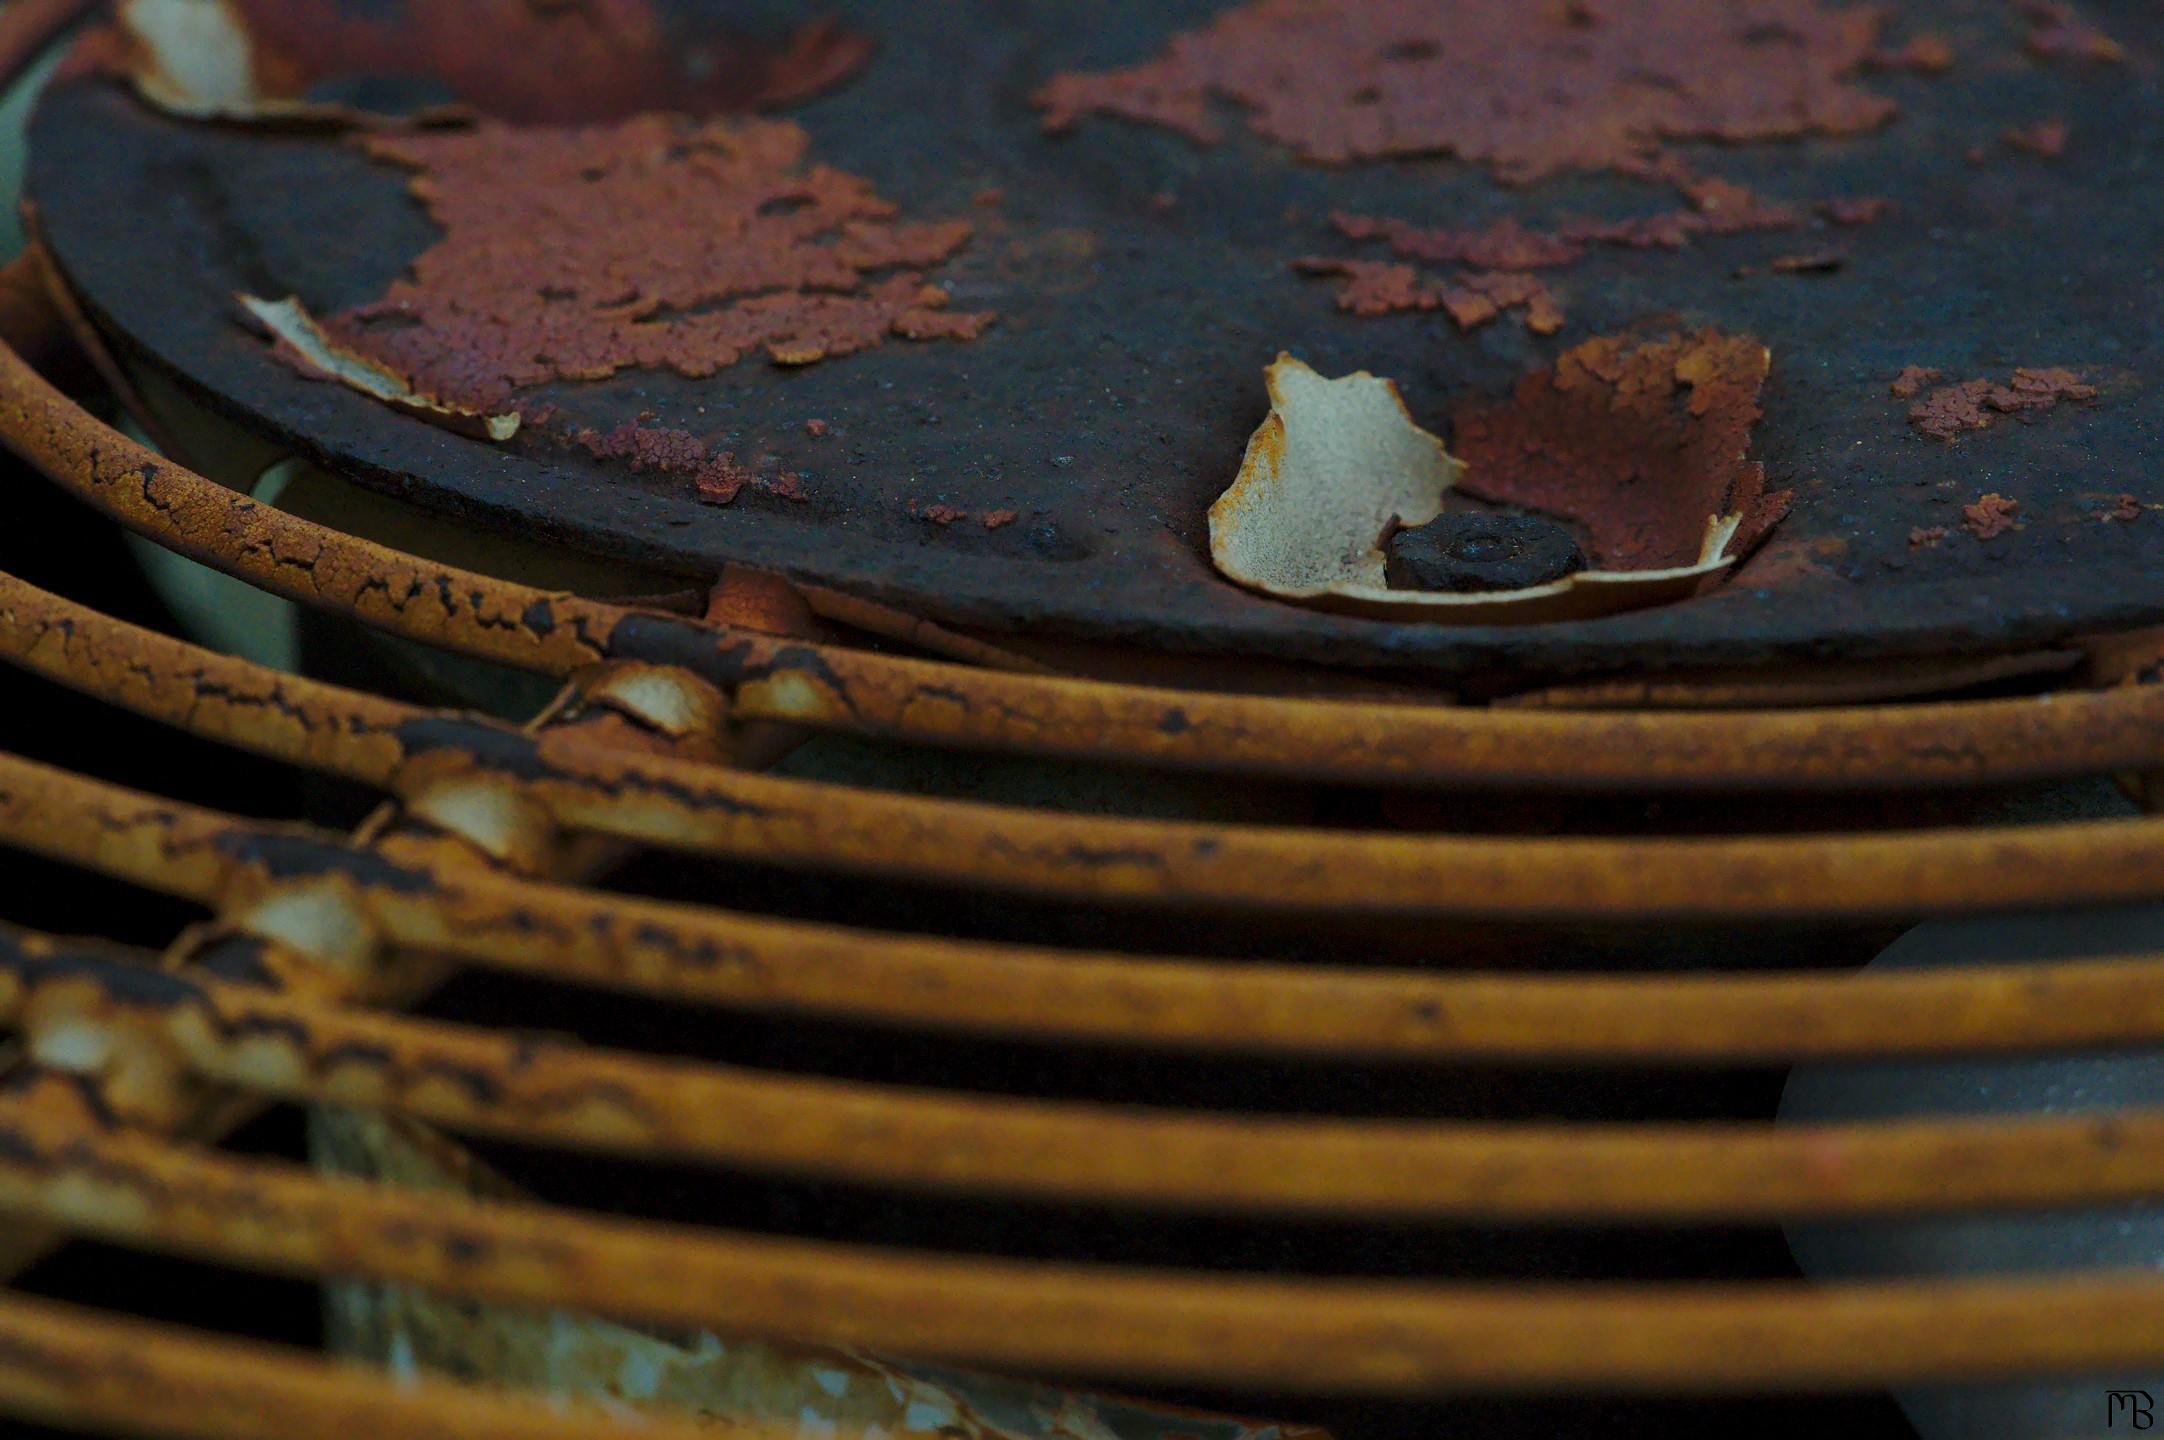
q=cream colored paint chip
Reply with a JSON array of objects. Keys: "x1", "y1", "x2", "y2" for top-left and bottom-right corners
[
  {"x1": 1207, "y1": 353, "x2": 1746, "y2": 625},
  {"x1": 1208, "y1": 354, "x2": 1460, "y2": 594},
  {"x1": 118, "y1": 0, "x2": 261, "y2": 116},
  {"x1": 240, "y1": 295, "x2": 521, "y2": 443}
]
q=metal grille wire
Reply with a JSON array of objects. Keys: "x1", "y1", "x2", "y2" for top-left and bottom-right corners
[{"x1": 2, "y1": 7, "x2": 2164, "y2": 1436}]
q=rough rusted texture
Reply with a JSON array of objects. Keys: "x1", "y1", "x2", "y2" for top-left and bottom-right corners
[
  {"x1": 1332, "y1": 183, "x2": 1817, "y2": 268},
  {"x1": 2017, "y1": 0, "x2": 2126, "y2": 63},
  {"x1": 4, "y1": 615, "x2": 2164, "y2": 1069},
  {"x1": 557, "y1": 418, "x2": 800, "y2": 508},
  {"x1": 1889, "y1": 363, "x2": 1942, "y2": 398},
  {"x1": 1908, "y1": 525, "x2": 1947, "y2": 550},
  {"x1": 15, "y1": 1099, "x2": 2164, "y2": 1398},
  {"x1": 14, "y1": 691, "x2": 2164, "y2": 937},
  {"x1": 11, "y1": 12, "x2": 2164, "y2": 1436},
  {"x1": 1906, "y1": 365, "x2": 2098, "y2": 440},
  {"x1": 1451, "y1": 331, "x2": 1789, "y2": 571},
  {"x1": 39, "y1": 1, "x2": 2164, "y2": 680},
  {"x1": 27, "y1": 921, "x2": 2164, "y2": 1221},
  {"x1": 1308, "y1": 179, "x2": 1865, "y2": 328},
  {"x1": 1036, "y1": 0, "x2": 1895, "y2": 184},
  {"x1": 2106, "y1": 493, "x2": 2146, "y2": 523},
  {"x1": 1292, "y1": 257, "x2": 1564, "y2": 332},
  {"x1": 257, "y1": 113, "x2": 991, "y2": 506},
  {"x1": 13, "y1": 350, "x2": 2164, "y2": 798},
  {"x1": 81, "y1": 0, "x2": 869, "y2": 124},
  {"x1": 314, "y1": 1119, "x2": 1316, "y2": 1440},
  {"x1": 305, "y1": 115, "x2": 987, "y2": 430},
  {"x1": 1963, "y1": 492, "x2": 2023, "y2": 540}
]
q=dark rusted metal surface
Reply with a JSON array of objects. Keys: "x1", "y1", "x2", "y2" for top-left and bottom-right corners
[
  {"x1": 28, "y1": 0, "x2": 2164, "y2": 681},
  {"x1": 11, "y1": 329, "x2": 2164, "y2": 798},
  {"x1": 10, "y1": 10, "x2": 2164, "y2": 1440}
]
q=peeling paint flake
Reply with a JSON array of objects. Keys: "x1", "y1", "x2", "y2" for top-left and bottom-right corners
[
  {"x1": 239, "y1": 295, "x2": 521, "y2": 442},
  {"x1": 1452, "y1": 330, "x2": 1789, "y2": 573},
  {"x1": 1208, "y1": 333, "x2": 1785, "y2": 624}
]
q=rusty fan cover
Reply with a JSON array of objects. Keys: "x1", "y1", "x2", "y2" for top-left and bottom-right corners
[
  {"x1": 26, "y1": 0, "x2": 2164, "y2": 681},
  {"x1": 6, "y1": 6, "x2": 2164, "y2": 1440}
]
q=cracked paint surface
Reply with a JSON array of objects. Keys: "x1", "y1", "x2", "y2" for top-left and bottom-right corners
[{"x1": 1037, "y1": 0, "x2": 1897, "y2": 184}]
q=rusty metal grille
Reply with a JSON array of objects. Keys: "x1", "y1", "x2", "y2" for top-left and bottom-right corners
[{"x1": 2, "y1": 4, "x2": 2164, "y2": 1438}]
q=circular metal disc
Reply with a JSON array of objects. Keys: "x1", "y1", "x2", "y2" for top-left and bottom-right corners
[{"x1": 29, "y1": 0, "x2": 2164, "y2": 680}]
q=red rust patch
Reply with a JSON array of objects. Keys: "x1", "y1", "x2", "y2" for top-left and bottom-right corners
[
  {"x1": 2105, "y1": 493, "x2": 2145, "y2": 523},
  {"x1": 1036, "y1": 0, "x2": 1895, "y2": 185},
  {"x1": 2016, "y1": 1, "x2": 2125, "y2": 64},
  {"x1": 1962, "y1": 492, "x2": 2021, "y2": 539},
  {"x1": 2003, "y1": 117, "x2": 2070, "y2": 156},
  {"x1": 1293, "y1": 258, "x2": 1564, "y2": 333},
  {"x1": 1310, "y1": 178, "x2": 1869, "y2": 330},
  {"x1": 1329, "y1": 214, "x2": 1586, "y2": 271},
  {"x1": 1906, "y1": 367, "x2": 2097, "y2": 441},
  {"x1": 981, "y1": 509, "x2": 1021, "y2": 530},
  {"x1": 918, "y1": 504, "x2": 968, "y2": 526},
  {"x1": 265, "y1": 114, "x2": 992, "y2": 503},
  {"x1": 1889, "y1": 365, "x2": 1943, "y2": 398},
  {"x1": 1908, "y1": 525, "x2": 1948, "y2": 549},
  {"x1": 1450, "y1": 330, "x2": 1789, "y2": 571},
  {"x1": 318, "y1": 115, "x2": 988, "y2": 412},
  {"x1": 563, "y1": 420, "x2": 803, "y2": 506}
]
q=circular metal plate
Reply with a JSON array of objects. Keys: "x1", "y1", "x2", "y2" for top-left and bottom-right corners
[{"x1": 28, "y1": 0, "x2": 2164, "y2": 679}]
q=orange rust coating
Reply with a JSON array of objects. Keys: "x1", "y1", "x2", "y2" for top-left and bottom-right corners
[
  {"x1": 17, "y1": 560, "x2": 2164, "y2": 921},
  {"x1": 0, "y1": 629, "x2": 739, "y2": 1253},
  {"x1": 0, "y1": 573, "x2": 419, "y2": 787},
  {"x1": 16, "y1": 743, "x2": 2164, "y2": 1065},
  {"x1": 0, "y1": 1291, "x2": 759, "y2": 1440},
  {"x1": 0, "y1": 336, "x2": 625, "y2": 674},
  {"x1": 7, "y1": 333, "x2": 2164, "y2": 794},
  {"x1": 17, "y1": 925, "x2": 2164, "y2": 1224},
  {"x1": 8, "y1": 1109, "x2": 2164, "y2": 1396},
  {"x1": 11, "y1": 692, "x2": 2164, "y2": 925},
  {"x1": 354, "y1": 745, "x2": 2164, "y2": 920}
]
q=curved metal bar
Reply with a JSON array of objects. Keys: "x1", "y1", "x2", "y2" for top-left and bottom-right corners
[
  {"x1": 12, "y1": 748, "x2": 2164, "y2": 1066},
  {"x1": 5, "y1": 338, "x2": 2163, "y2": 795},
  {"x1": 10, "y1": 926, "x2": 2164, "y2": 1223},
  {"x1": 5, "y1": 1110, "x2": 2164, "y2": 1396},
  {"x1": 7, "y1": 591, "x2": 2164, "y2": 920}
]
